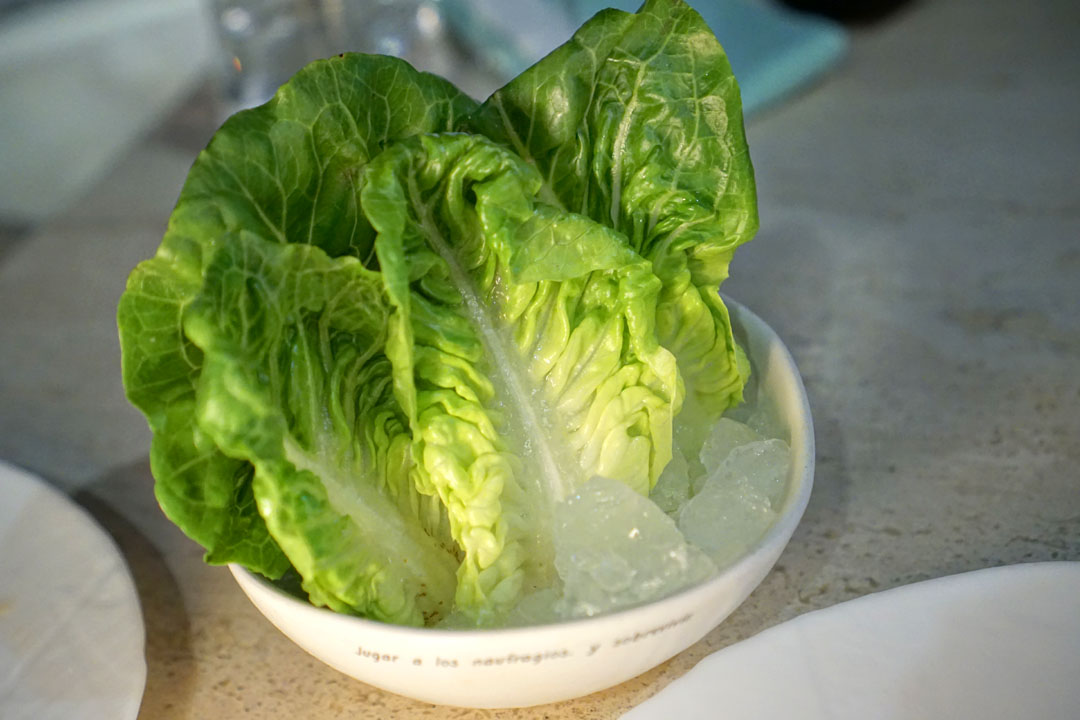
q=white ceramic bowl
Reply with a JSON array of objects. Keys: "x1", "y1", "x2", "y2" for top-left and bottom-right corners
[{"x1": 230, "y1": 298, "x2": 815, "y2": 708}]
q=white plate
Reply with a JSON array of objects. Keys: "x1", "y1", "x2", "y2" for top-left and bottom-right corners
[
  {"x1": 625, "y1": 562, "x2": 1080, "y2": 719},
  {"x1": 0, "y1": 460, "x2": 146, "y2": 720}
]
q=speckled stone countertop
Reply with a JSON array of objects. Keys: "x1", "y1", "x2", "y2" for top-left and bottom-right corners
[{"x1": 1, "y1": 0, "x2": 1077, "y2": 717}]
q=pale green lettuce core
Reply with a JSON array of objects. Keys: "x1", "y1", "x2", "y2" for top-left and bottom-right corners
[
  {"x1": 117, "y1": 0, "x2": 756, "y2": 627},
  {"x1": 364, "y1": 133, "x2": 676, "y2": 620}
]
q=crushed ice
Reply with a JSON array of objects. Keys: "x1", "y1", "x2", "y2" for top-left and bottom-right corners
[
  {"x1": 506, "y1": 411, "x2": 791, "y2": 624},
  {"x1": 553, "y1": 476, "x2": 715, "y2": 619}
]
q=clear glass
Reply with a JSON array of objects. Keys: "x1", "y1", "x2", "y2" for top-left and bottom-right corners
[
  {"x1": 206, "y1": 0, "x2": 502, "y2": 117},
  {"x1": 208, "y1": 0, "x2": 329, "y2": 112}
]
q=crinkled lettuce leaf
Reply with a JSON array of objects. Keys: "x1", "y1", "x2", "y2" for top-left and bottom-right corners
[
  {"x1": 184, "y1": 234, "x2": 458, "y2": 625},
  {"x1": 465, "y1": 0, "x2": 757, "y2": 431},
  {"x1": 363, "y1": 133, "x2": 677, "y2": 621},
  {"x1": 118, "y1": 55, "x2": 476, "y2": 577}
]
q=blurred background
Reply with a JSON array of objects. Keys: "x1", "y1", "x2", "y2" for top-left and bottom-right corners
[{"x1": 0, "y1": 0, "x2": 851, "y2": 226}]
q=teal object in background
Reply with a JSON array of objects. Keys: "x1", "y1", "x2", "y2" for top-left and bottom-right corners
[{"x1": 445, "y1": 0, "x2": 848, "y2": 115}]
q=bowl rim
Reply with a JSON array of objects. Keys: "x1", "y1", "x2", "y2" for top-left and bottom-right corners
[{"x1": 230, "y1": 296, "x2": 815, "y2": 639}]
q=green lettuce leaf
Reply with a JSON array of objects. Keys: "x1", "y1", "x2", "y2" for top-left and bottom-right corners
[
  {"x1": 118, "y1": 0, "x2": 760, "y2": 627},
  {"x1": 465, "y1": 0, "x2": 757, "y2": 428},
  {"x1": 183, "y1": 233, "x2": 458, "y2": 626},
  {"x1": 118, "y1": 55, "x2": 476, "y2": 576},
  {"x1": 362, "y1": 132, "x2": 677, "y2": 621}
]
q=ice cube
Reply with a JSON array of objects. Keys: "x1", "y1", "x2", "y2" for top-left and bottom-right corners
[
  {"x1": 504, "y1": 588, "x2": 562, "y2": 628},
  {"x1": 649, "y1": 446, "x2": 690, "y2": 515},
  {"x1": 677, "y1": 479, "x2": 776, "y2": 568},
  {"x1": 724, "y1": 384, "x2": 786, "y2": 441},
  {"x1": 696, "y1": 418, "x2": 764, "y2": 493},
  {"x1": 554, "y1": 477, "x2": 715, "y2": 619},
  {"x1": 723, "y1": 439, "x2": 791, "y2": 508},
  {"x1": 678, "y1": 439, "x2": 790, "y2": 567}
]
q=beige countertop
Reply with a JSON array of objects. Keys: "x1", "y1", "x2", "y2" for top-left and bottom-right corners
[{"x1": 1, "y1": 0, "x2": 1078, "y2": 716}]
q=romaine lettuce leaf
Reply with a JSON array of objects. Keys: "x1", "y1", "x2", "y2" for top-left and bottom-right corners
[
  {"x1": 465, "y1": 0, "x2": 757, "y2": 427},
  {"x1": 363, "y1": 133, "x2": 677, "y2": 621},
  {"x1": 184, "y1": 233, "x2": 458, "y2": 625},
  {"x1": 118, "y1": 55, "x2": 476, "y2": 577},
  {"x1": 117, "y1": 0, "x2": 758, "y2": 627}
]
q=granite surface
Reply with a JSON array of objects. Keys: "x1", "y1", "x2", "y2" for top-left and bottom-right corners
[{"x1": 1, "y1": 0, "x2": 1077, "y2": 717}]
